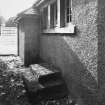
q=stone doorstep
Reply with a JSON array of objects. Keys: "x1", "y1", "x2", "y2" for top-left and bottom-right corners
[
  {"x1": 22, "y1": 64, "x2": 68, "y2": 99},
  {"x1": 30, "y1": 64, "x2": 62, "y2": 84},
  {"x1": 22, "y1": 68, "x2": 66, "y2": 92},
  {"x1": 30, "y1": 64, "x2": 61, "y2": 76}
]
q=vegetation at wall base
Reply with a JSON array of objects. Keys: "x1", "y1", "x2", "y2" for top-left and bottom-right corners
[{"x1": 0, "y1": 56, "x2": 77, "y2": 105}]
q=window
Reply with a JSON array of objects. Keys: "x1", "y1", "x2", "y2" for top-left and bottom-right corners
[
  {"x1": 42, "y1": 7, "x2": 48, "y2": 29},
  {"x1": 65, "y1": 0, "x2": 72, "y2": 23},
  {"x1": 50, "y1": 0, "x2": 57, "y2": 28},
  {"x1": 41, "y1": 0, "x2": 75, "y2": 33}
]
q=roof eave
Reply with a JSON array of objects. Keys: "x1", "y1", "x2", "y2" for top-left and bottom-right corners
[
  {"x1": 35, "y1": 0, "x2": 44, "y2": 6},
  {"x1": 15, "y1": 14, "x2": 38, "y2": 23},
  {"x1": 33, "y1": 0, "x2": 48, "y2": 7}
]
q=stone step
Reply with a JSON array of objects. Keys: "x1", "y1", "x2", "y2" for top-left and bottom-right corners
[
  {"x1": 23, "y1": 64, "x2": 68, "y2": 100},
  {"x1": 22, "y1": 68, "x2": 44, "y2": 92},
  {"x1": 27, "y1": 79, "x2": 68, "y2": 100},
  {"x1": 30, "y1": 64, "x2": 62, "y2": 84},
  {"x1": 40, "y1": 78, "x2": 65, "y2": 88},
  {"x1": 38, "y1": 80, "x2": 68, "y2": 99},
  {"x1": 22, "y1": 68, "x2": 65, "y2": 92}
]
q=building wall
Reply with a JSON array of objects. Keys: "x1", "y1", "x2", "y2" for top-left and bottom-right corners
[
  {"x1": 97, "y1": 0, "x2": 105, "y2": 104},
  {"x1": 39, "y1": 0, "x2": 98, "y2": 104},
  {"x1": 18, "y1": 17, "x2": 40, "y2": 66},
  {"x1": 24, "y1": 17, "x2": 40, "y2": 66}
]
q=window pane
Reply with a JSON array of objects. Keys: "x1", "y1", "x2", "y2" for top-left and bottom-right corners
[
  {"x1": 65, "y1": 0, "x2": 72, "y2": 23},
  {"x1": 45, "y1": 8, "x2": 48, "y2": 28},
  {"x1": 50, "y1": 0, "x2": 57, "y2": 28},
  {"x1": 60, "y1": 0, "x2": 65, "y2": 27},
  {"x1": 69, "y1": 8, "x2": 71, "y2": 14},
  {"x1": 50, "y1": 3, "x2": 54, "y2": 28},
  {"x1": 54, "y1": 1, "x2": 57, "y2": 26},
  {"x1": 43, "y1": 7, "x2": 48, "y2": 29},
  {"x1": 69, "y1": 14, "x2": 72, "y2": 22},
  {"x1": 67, "y1": 8, "x2": 69, "y2": 15},
  {"x1": 67, "y1": 15, "x2": 69, "y2": 23}
]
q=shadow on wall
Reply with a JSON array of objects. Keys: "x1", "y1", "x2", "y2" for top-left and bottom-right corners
[{"x1": 40, "y1": 35, "x2": 98, "y2": 104}]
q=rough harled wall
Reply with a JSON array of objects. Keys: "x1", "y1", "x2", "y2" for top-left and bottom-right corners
[
  {"x1": 72, "y1": 0, "x2": 98, "y2": 81},
  {"x1": 40, "y1": 0, "x2": 98, "y2": 104},
  {"x1": 24, "y1": 17, "x2": 40, "y2": 66}
]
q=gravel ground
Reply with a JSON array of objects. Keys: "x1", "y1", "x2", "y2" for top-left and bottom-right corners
[{"x1": 0, "y1": 56, "x2": 77, "y2": 105}]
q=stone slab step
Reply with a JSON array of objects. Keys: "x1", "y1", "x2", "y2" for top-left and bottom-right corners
[
  {"x1": 22, "y1": 64, "x2": 68, "y2": 100},
  {"x1": 22, "y1": 68, "x2": 43, "y2": 92},
  {"x1": 26, "y1": 80, "x2": 68, "y2": 101},
  {"x1": 30, "y1": 64, "x2": 61, "y2": 84},
  {"x1": 40, "y1": 79, "x2": 64, "y2": 87},
  {"x1": 38, "y1": 81, "x2": 68, "y2": 99},
  {"x1": 22, "y1": 69, "x2": 65, "y2": 92}
]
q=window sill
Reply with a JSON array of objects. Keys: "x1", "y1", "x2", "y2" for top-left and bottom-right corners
[{"x1": 42, "y1": 23, "x2": 76, "y2": 35}]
